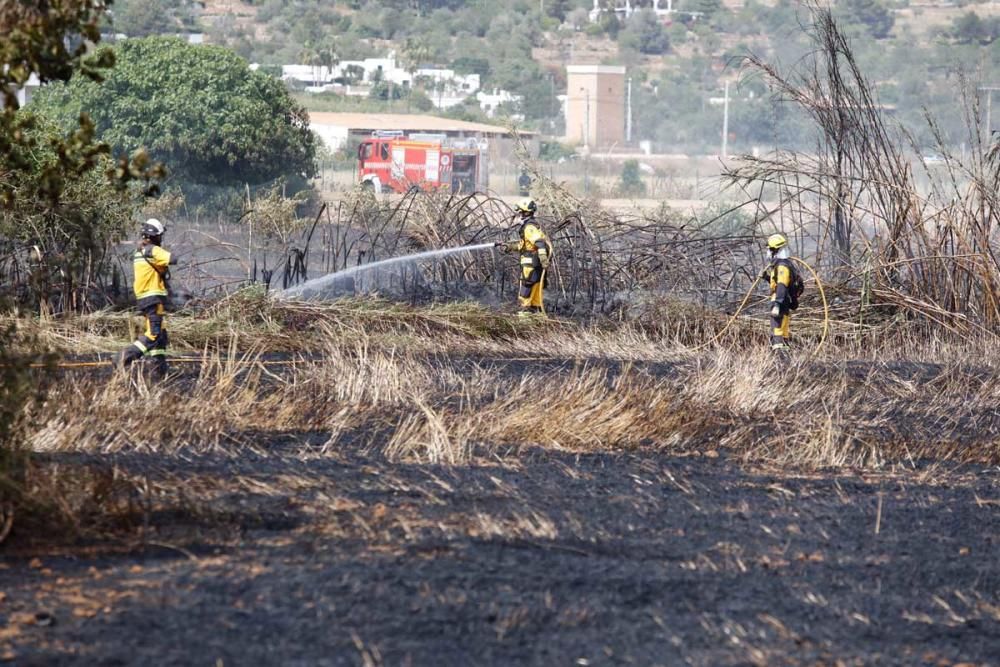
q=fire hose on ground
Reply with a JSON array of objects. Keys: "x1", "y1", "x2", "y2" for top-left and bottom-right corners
[{"x1": 694, "y1": 256, "x2": 829, "y2": 355}]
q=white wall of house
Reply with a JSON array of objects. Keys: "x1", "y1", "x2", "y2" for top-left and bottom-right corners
[
  {"x1": 273, "y1": 55, "x2": 522, "y2": 116},
  {"x1": 15, "y1": 74, "x2": 41, "y2": 108},
  {"x1": 311, "y1": 123, "x2": 351, "y2": 152},
  {"x1": 476, "y1": 89, "x2": 520, "y2": 118},
  {"x1": 280, "y1": 57, "x2": 477, "y2": 98}
]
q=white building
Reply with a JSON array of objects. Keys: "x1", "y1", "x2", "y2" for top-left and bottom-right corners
[
  {"x1": 589, "y1": 0, "x2": 673, "y2": 22},
  {"x1": 273, "y1": 54, "x2": 517, "y2": 115},
  {"x1": 15, "y1": 73, "x2": 41, "y2": 108},
  {"x1": 476, "y1": 89, "x2": 521, "y2": 118},
  {"x1": 415, "y1": 67, "x2": 480, "y2": 107}
]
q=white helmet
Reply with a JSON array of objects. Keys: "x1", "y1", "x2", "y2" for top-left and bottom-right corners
[{"x1": 141, "y1": 218, "x2": 165, "y2": 238}]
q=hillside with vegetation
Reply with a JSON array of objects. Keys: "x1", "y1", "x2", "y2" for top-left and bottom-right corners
[{"x1": 106, "y1": 0, "x2": 1000, "y2": 155}]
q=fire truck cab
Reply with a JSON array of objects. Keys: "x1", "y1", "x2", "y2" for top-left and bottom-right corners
[{"x1": 357, "y1": 132, "x2": 488, "y2": 195}]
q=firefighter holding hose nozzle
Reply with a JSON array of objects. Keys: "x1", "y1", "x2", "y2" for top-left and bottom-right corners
[
  {"x1": 495, "y1": 198, "x2": 552, "y2": 317},
  {"x1": 761, "y1": 233, "x2": 804, "y2": 356},
  {"x1": 116, "y1": 218, "x2": 177, "y2": 377}
]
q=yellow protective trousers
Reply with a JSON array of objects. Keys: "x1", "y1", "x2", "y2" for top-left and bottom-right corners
[
  {"x1": 770, "y1": 308, "x2": 790, "y2": 349},
  {"x1": 518, "y1": 264, "x2": 545, "y2": 313},
  {"x1": 137, "y1": 303, "x2": 168, "y2": 356},
  {"x1": 120, "y1": 302, "x2": 169, "y2": 374}
]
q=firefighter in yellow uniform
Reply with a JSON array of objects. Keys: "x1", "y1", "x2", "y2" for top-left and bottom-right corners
[
  {"x1": 117, "y1": 219, "x2": 177, "y2": 376},
  {"x1": 762, "y1": 233, "x2": 803, "y2": 354},
  {"x1": 495, "y1": 198, "x2": 552, "y2": 316}
]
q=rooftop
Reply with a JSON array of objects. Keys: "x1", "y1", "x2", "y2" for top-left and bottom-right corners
[
  {"x1": 307, "y1": 112, "x2": 535, "y2": 136},
  {"x1": 566, "y1": 65, "x2": 627, "y2": 75}
]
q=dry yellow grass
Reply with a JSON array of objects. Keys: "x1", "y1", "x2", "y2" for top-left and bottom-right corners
[
  {"x1": 8, "y1": 295, "x2": 1000, "y2": 548},
  {"x1": 19, "y1": 300, "x2": 1000, "y2": 471}
]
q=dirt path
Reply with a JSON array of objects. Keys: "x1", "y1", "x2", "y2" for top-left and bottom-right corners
[{"x1": 2, "y1": 442, "x2": 998, "y2": 666}]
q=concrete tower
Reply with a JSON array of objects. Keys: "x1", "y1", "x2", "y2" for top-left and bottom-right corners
[{"x1": 564, "y1": 65, "x2": 626, "y2": 149}]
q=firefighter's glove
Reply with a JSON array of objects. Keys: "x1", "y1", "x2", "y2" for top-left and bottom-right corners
[
  {"x1": 759, "y1": 269, "x2": 771, "y2": 281},
  {"x1": 770, "y1": 303, "x2": 782, "y2": 319},
  {"x1": 493, "y1": 241, "x2": 508, "y2": 253}
]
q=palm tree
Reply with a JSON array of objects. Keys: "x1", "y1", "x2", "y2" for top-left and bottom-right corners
[
  {"x1": 297, "y1": 43, "x2": 320, "y2": 87},
  {"x1": 400, "y1": 37, "x2": 431, "y2": 112},
  {"x1": 317, "y1": 41, "x2": 339, "y2": 86}
]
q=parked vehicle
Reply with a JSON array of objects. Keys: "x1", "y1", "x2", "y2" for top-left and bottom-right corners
[{"x1": 357, "y1": 132, "x2": 489, "y2": 194}]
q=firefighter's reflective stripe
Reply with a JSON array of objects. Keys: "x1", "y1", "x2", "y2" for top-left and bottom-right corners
[
  {"x1": 132, "y1": 339, "x2": 149, "y2": 353},
  {"x1": 147, "y1": 348, "x2": 167, "y2": 357}
]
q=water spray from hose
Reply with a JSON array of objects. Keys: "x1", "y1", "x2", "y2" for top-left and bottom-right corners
[{"x1": 277, "y1": 242, "x2": 496, "y2": 300}]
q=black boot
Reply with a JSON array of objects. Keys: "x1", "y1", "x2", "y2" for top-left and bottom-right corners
[
  {"x1": 147, "y1": 354, "x2": 168, "y2": 380},
  {"x1": 115, "y1": 344, "x2": 143, "y2": 369}
]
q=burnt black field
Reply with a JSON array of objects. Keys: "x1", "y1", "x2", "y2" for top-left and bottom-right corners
[{"x1": 3, "y1": 437, "x2": 998, "y2": 666}]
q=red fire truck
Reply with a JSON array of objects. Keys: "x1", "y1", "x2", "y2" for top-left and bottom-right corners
[{"x1": 357, "y1": 132, "x2": 489, "y2": 194}]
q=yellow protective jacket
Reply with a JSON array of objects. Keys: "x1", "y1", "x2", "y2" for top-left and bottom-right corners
[
  {"x1": 769, "y1": 258, "x2": 793, "y2": 307},
  {"x1": 133, "y1": 244, "x2": 172, "y2": 309},
  {"x1": 504, "y1": 218, "x2": 552, "y2": 269}
]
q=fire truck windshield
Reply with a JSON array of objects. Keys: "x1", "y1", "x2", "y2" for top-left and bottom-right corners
[{"x1": 359, "y1": 143, "x2": 372, "y2": 161}]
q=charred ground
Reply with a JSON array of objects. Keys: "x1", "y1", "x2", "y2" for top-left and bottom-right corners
[
  {"x1": 3, "y1": 443, "x2": 998, "y2": 666},
  {"x1": 3, "y1": 333, "x2": 1000, "y2": 666}
]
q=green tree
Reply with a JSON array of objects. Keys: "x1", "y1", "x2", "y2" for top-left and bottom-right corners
[
  {"x1": 110, "y1": 0, "x2": 200, "y2": 37},
  {"x1": 951, "y1": 12, "x2": 1000, "y2": 45},
  {"x1": 33, "y1": 37, "x2": 317, "y2": 188},
  {"x1": 2, "y1": 116, "x2": 143, "y2": 312},
  {"x1": 545, "y1": 0, "x2": 573, "y2": 22},
  {"x1": 298, "y1": 40, "x2": 338, "y2": 87},
  {"x1": 618, "y1": 159, "x2": 647, "y2": 196},
  {"x1": 318, "y1": 41, "x2": 340, "y2": 77},
  {"x1": 297, "y1": 42, "x2": 320, "y2": 85},
  {"x1": 0, "y1": 0, "x2": 156, "y2": 544},
  {"x1": 2, "y1": 1, "x2": 157, "y2": 285},
  {"x1": 619, "y1": 9, "x2": 670, "y2": 55},
  {"x1": 692, "y1": 0, "x2": 723, "y2": 20},
  {"x1": 517, "y1": 77, "x2": 560, "y2": 122},
  {"x1": 838, "y1": 0, "x2": 894, "y2": 40},
  {"x1": 400, "y1": 37, "x2": 432, "y2": 111},
  {"x1": 453, "y1": 56, "x2": 491, "y2": 78},
  {"x1": 591, "y1": 10, "x2": 621, "y2": 38}
]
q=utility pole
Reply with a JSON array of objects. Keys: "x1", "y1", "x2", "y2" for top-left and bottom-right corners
[
  {"x1": 721, "y1": 80, "x2": 730, "y2": 160},
  {"x1": 978, "y1": 86, "x2": 1000, "y2": 144},
  {"x1": 626, "y1": 76, "x2": 632, "y2": 144},
  {"x1": 580, "y1": 87, "x2": 592, "y2": 193},
  {"x1": 549, "y1": 73, "x2": 556, "y2": 134}
]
